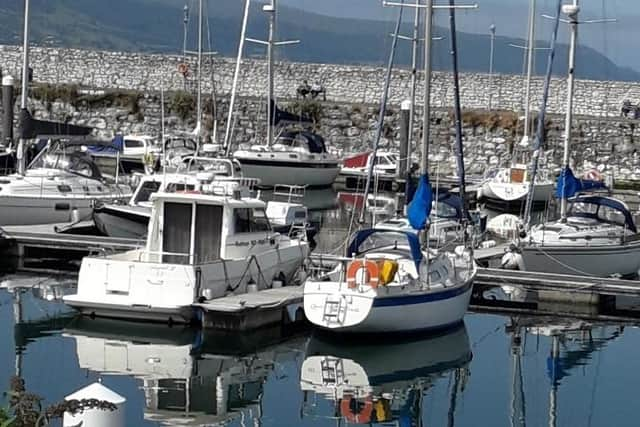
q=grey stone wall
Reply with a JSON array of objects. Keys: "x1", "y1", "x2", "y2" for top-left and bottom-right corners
[{"x1": 1, "y1": 44, "x2": 639, "y2": 118}]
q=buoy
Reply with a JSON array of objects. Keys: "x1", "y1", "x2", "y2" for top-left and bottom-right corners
[{"x1": 63, "y1": 382, "x2": 126, "y2": 427}]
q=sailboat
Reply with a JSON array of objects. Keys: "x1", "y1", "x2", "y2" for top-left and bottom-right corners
[
  {"x1": 478, "y1": 0, "x2": 554, "y2": 207},
  {"x1": 0, "y1": 1, "x2": 132, "y2": 226},
  {"x1": 231, "y1": 1, "x2": 339, "y2": 188},
  {"x1": 507, "y1": 0, "x2": 640, "y2": 277},
  {"x1": 302, "y1": 0, "x2": 476, "y2": 334}
]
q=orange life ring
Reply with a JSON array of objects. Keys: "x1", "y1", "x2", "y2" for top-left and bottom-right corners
[
  {"x1": 346, "y1": 259, "x2": 379, "y2": 289},
  {"x1": 177, "y1": 63, "x2": 189, "y2": 75},
  {"x1": 584, "y1": 169, "x2": 602, "y2": 181},
  {"x1": 340, "y1": 396, "x2": 374, "y2": 424}
]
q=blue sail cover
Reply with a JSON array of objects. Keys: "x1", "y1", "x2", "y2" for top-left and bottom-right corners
[
  {"x1": 87, "y1": 135, "x2": 124, "y2": 153},
  {"x1": 555, "y1": 167, "x2": 606, "y2": 199},
  {"x1": 407, "y1": 174, "x2": 433, "y2": 230}
]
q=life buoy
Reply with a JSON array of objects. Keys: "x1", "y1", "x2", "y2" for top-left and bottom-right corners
[
  {"x1": 346, "y1": 259, "x2": 379, "y2": 289},
  {"x1": 584, "y1": 169, "x2": 602, "y2": 181},
  {"x1": 177, "y1": 63, "x2": 189, "y2": 76},
  {"x1": 340, "y1": 396, "x2": 374, "y2": 424}
]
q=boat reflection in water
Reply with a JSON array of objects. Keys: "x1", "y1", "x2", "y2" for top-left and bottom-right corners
[
  {"x1": 300, "y1": 324, "x2": 472, "y2": 425},
  {"x1": 63, "y1": 318, "x2": 305, "y2": 426}
]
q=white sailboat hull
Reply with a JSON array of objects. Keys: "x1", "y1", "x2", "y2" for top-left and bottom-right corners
[
  {"x1": 0, "y1": 194, "x2": 126, "y2": 226},
  {"x1": 521, "y1": 240, "x2": 640, "y2": 277},
  {"x1": 237, "y1": 160, "x2": 339, "y2": 188},
  {"x1": 480, "y1": 181, "x2": 553, "y2": 203},
  {"x1": 304, "y1": 281, "x2": 473, "y2": 334}
]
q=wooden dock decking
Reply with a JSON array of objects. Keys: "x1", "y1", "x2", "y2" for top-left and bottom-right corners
[{"x1": 193, "y1": 287, "x2": 305, "y2": 331}]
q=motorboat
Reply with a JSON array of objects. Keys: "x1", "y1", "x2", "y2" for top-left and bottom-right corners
[
  {"x1": 64, "y1": 173, "x2": 310, "y2": 323},
  {"x1": 506, "y1": 195, "x2": 640, "y2": 276},
  {"x1": 87, "y1": 134, "x2": 162, "y2": 175},
  {"x1": 303, "y1": 228, "x2": 476, "y2": 334},
  {"x1": 93, "y1": 156, "x2": 249, "y2": 239},
  {"x1": 300, "y1": 324, "x2": 471, "y2": 425},
  {"x1": 0, "y1": 137, "x2": 131, "y2": 226},
  {"x1": 234, "y1": 130, "x2": 340, "y2": 188},
  {"x1": 336, "y1": 151, "x2": 401, "y2": 191}
]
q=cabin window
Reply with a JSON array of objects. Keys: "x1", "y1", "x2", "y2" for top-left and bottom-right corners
[
  {"x1": 166, "y1": 183, "x2": 195, "y2": 193},
  {"x1": 234, "y1": 208, "x2": 271, "y2": 233},
  {"x1": 57, "y1": 184, "x2": 72, "y2": 193},
  {"x1": 124, "y1": 139, "x2": 145, "y2": 148},
  {"x1": 162, "y1": 202, "x2": 192, "y2": 264},
  {"x1": 194, "y1": 204, "x2": 223, "y2": 263},
  {"x1": 134, "y1": 181, "x2": 162, "y2": 203}
]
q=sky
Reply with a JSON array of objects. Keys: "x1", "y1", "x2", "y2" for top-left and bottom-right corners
[{"x1": 278, "y1": 0, "x2": 639, "y2": 73}]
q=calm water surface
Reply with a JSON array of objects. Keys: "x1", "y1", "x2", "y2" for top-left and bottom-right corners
[{"x1": 1, "y1": 189, "x2": 638, "y2": 426}]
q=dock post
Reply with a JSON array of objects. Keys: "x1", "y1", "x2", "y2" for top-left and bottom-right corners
[{"x1": 2, "y1": 75, "x2": 14, "y2": 146}]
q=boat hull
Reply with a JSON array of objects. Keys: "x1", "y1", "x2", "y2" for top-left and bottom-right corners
[
  {"x1": 235, "y1": 159, "x2": 339, "y2": 188},
  {"x1": 0, "y1": 195, "x2": 127, "y2": 226},
  {"x1": 304, "y1": 281, "x2": 474, "y2": 334},
  {"x1": 480, "y1": 182, "x2": 553, "y2": 203},
  {"x1": 93, "y1": 204, "x2": 150, "y2": 239},
  {"x1": 521, "y1": 240, "x2": 640, "y2": 277}
]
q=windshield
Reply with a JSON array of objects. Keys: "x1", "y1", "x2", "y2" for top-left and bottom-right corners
[{"x1": 29, "y1": 140, "x2": 101, "y2": 179}]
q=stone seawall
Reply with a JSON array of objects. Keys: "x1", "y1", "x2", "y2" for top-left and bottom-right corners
[
  {"x1": 1, "y1": 45, "x2": 640, "y2": 182},
  {"x1": 1, "y1": 45, "x2": 640, "y2": 118}
]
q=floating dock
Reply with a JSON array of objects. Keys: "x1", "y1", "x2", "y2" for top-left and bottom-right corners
[{"x1": 193, "y1": 286, "x2": 305, "y2": 331}]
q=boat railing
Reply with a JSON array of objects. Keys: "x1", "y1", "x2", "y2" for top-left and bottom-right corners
[{"x1": 273, "y1": 184, "x2": 306, "y2": 202}]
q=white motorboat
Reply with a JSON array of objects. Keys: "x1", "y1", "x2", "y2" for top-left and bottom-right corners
[
  {"x1": 0, "y1": 137, "x2": 131, "y2": 226},
  {"x1": 300, "y1": 324, "x2": 471, "y2": 425},
  {"x1": 479, "y1": 163, "x2": 554, "y2": 205},
  {"x1": 234, "y1": 131, "x2": 340, "y2": 188},
  {"x1": 507, "y1": 195, "x2": 640, "y2": 277},
  {"x1": 65, "y1": 174, "x2": 310, "y2": 323},
  {"x1": 303, "y1": 229, "x2": 476, "y2": 334},
  {"x1": 93, "y1": 157, "x2": 249, "y2": 239},
  {"x1": 336, "y1": 151, "x2": 401, "y2": 191}
]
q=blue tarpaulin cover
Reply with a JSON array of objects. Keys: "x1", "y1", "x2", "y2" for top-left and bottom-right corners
[
  {"x1": 556, "y1": 167, "x2": 606, "y2": 199},
  {"x1": 407, "y1": 174, "x2": 433, "y2": 230}
]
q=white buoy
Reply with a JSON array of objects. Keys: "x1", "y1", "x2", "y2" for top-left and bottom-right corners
[{"x1": 63, "y1": 382, "x2": 126, "y2": 427}]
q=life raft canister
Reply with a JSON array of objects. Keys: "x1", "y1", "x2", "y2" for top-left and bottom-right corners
[
  {"x1": 340, "y1": 395, "x2": 374, "y2": 424},
  {"x1": 346, "y1": 259, "x2": 379, "y2": 289}
]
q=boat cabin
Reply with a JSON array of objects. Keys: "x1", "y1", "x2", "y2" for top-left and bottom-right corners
[
  {"x1": 145, "y1": 191, "x2": 275, "y2": 265},
  {"x1": 568, "y1": 196, "x2": 637, "y2": 232}
]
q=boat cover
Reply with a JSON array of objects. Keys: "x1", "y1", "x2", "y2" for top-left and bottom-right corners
[
  {"x1": 570, "y1": 195, "x2": 637, "y2": 233},
  {"x1": 556, "y1": 167, "x2": 606, "y2": 199},
  {"x1": 346, "y1": 228, "x2": 423, "y2": 269}
]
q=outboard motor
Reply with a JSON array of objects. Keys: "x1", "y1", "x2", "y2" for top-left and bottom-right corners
[{"x1": 501, "y1": 242, "x2": 524, "y2": 270}]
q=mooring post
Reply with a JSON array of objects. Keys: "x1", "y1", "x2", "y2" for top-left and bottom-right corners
[
  {"x1": 398, "y1": 99, "x2": 411, "y2": 178},
  {"x1": 1, "y1": 75, "x2": 14, "y2": 147}
]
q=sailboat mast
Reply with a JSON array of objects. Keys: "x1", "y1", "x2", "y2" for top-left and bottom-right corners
[
  {"x1": 223, "y1": 0, "x2": 251, "y2": 156},
  {"x1": 522, "y1": 0, "x2": 537, "y2": 143},
  {"x1": 266, "y1": 0, "x2": 276, "y2": 147},
  {"x1": 196, "y1": 0, "x2": 203, "y2": 135},
  {"x1": 560, "y1": 0, "x2": 579, "y2": 221},
  {"x1": 408, "y1": 0, "x2": 422, "y2": 163},
  {"x1": 420, "y1": 0, "x2": 434, "y2": 176},
  {"x1": 17, "y1": 0, "x2": 30, "y2": 176},
  {"x1": 448, "y1": 0, "x2": 469, "y2": 220}
]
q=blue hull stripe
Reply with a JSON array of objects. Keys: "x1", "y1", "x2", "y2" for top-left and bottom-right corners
[{"x1": 372, "y1": 281, "x2": 472, "y2": 307}]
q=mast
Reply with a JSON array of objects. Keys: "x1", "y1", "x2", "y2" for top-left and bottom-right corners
[
  {"x1": 358, "y1": 1, "x2": 405, "y2": 224},
  {"x1": 408, "y1": 0, "x2": 422, "y2": 160},
  {"x1": 522, "y1": 0, "x2": 537, "y2": 144},
  {"x1": 560, "y1": 0, "x2": 579, "y2": 221},
  {"x1": 223, "y1": 0, "x2": 251, "y2": 156},
  {"x1": 17, "y1": 0, "x2": 30, "y2": 176},
  {"x1": 196, "y1": 0, "x2": 203, "y2": 140},
  {"x1": 448, "y1": 0, "x2": 470, "y2": 228},
  {"x1": 183, "y1": 4, "x2": 189, "y2": 61},
  {"x1": 523, "y1": 0, "x2": 562, "y2": 230},
  {"x1": 488, "y1": 24, "x2": 496, "y2": 111},
  {"x1": 266, "y1": 0, "x2": 276, "y2": 147},
  {"x1": 420, "y1": 0, "x2": 434, "y2": 177}
]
